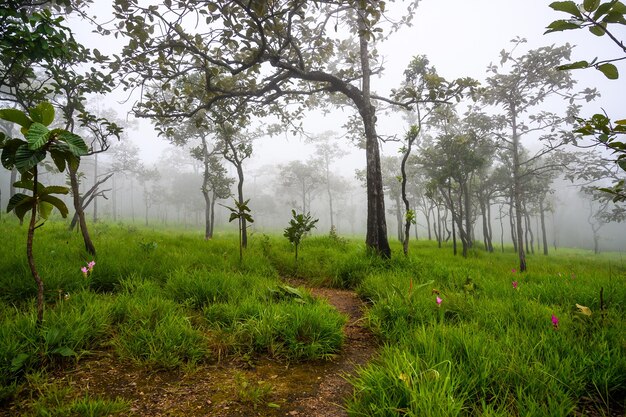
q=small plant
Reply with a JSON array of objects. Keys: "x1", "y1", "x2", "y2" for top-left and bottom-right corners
[
  {"x1": 0, "y1": 102, "x2": 88, "y2": 326},
  {"x1": 234, "y1": 371, "x2": 273, "y2": 410},
  {"x1": 81, "y1": 261, "x2": 96, "y2": 278},
  {"x1": 283, "y1": 210, "x2": 318, "y2": 262},
  {"x1": 223, "y1": 199, "x2": 253, "y2": 262},
  {"x1": 138, "y1": 240, "x2": 158, "y2": 252}
]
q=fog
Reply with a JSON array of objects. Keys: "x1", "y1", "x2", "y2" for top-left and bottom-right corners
[{"x1": 1, "y1": 0, "x2": 625, "y2": 254}]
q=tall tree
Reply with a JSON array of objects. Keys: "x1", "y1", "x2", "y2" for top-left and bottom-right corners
[
  {"x1": 111, "y1": 0, "x2": 421, "y2": 258},
  {"x1": 482, "y1": 39, "x2": 582, "y2": 271}
]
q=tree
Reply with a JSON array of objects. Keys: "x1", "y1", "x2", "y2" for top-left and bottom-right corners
[
  {"x1": 394, "y1": 56, "x2": 477, "y2": 255},
  {"x1": 482, "y1": 39, "x2": 582, "y2": 271},
  {"x1": 279, "y1": 160, "x2": 322, "y2": 215},
  {"x1": 111, "y1": 0, "x2": 421, "y2": 258},
  {"x1": 218, "y1": 123, "x2": 253, "y2": 248},
  {"x1": 310, "y1": 132, "x2": 346, "y2": 233},
  {"x1": 546, "y1": 1, "x2": 626, "y2": 201},
  {"x1": 0, "y1": 102, "x2": 88, "y2": 326},
  {"x1": 284, "y1": 210, "x2": 319, "y2": 262},
  {"x1": 224, "y1": 199, "x2": 254, "y2": 263}
]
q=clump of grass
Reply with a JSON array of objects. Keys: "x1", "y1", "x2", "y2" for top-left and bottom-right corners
[
  {"x1": 110, "y1": 279, "x2": 209, "y2": 369},
  {"x1": 234, "y1": 371, "x2": 274, "y2": 410}
]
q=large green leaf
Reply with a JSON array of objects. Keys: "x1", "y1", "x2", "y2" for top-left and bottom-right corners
[
  {"x1": 39, "y1": 195, "x2": 69, "y2": 218},
  {"x1": 40, "y1": 185, "x2": 69, "y2": 196},
  {"x1": 12, "y1": 180, "x2": 45, "y2": 192},
  {"x1": 1, "y1": 138, "x2": 24, "y2": 169},
  {"x1": 28, "y1": 102, "x2": 55, "y2": 126},
  {"x1": 557, "y1": 60, "x2": 590, "y2": 70},
  {"x1": 549, "y1": 1, "x2": 583, "y2": 17},
  {"x1": 49, "y1": 149, "x2": 66, "y2": 173},
  {"x1": 26, "y1": 122, "x2": 50, "y2": 150},
  {"x1": 14, "y1": 144, "x2": 46, "y2": 173},
  {"x1": 7, "y1": 193, "x2": 31, "y2": 213},
  {"x1": 38, "y1": 201, "x2": 53, "y2": 219},
  {"x1": 0, "y1": 108, "x2": 32, "y2": 128},
  {"x1": 597, "y1": 63, "x2": 619, "y2": 79},
  {"x1": 14, "y1": 203, "x2": 32, "y2": 222},
  {"x1": 57, "y1": 131, "x2": 88, "y2": 156}
]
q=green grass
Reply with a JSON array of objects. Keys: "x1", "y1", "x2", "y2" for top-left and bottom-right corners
[
  {"x1": 348, "y1": 241, "x2": 626, "y2": 416},
  {"x1": 1, "y1": 218, "x2": 625, "y2": 416}
]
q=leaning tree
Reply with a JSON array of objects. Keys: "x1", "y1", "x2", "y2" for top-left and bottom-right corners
[{"x1": 110, "y1": 0, "x2": 422, "y2": 258}]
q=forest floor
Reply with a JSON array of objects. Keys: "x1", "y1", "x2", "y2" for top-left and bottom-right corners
[{"x1": 7, "y1": 282, "x2": 377, "y2": 417}]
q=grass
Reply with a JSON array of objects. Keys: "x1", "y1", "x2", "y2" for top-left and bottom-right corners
[{"x1": 0, "y1": 218, "x2": 625, "y2": 416}]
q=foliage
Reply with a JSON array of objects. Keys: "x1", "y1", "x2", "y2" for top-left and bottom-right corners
[
  {"x1": 283, "y1": 210, "x2": 319, "y2": 261},
  {"x1": 224, "y1": 198, "x2": 254, "y2": 262},
  {"x1": 547, "y1": 0, "x2": 626, "y2": 202}
]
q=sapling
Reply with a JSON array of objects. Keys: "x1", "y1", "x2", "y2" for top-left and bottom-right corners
[
  {"x1": 284, "y1": 210, "x2": 318, "y2": 262},
  {"x1": 0, "y1": 102, "x2": 88, "y2": 326},
  {"x1": 223, "y1": 198, "x2": 253, "y2": 262}
]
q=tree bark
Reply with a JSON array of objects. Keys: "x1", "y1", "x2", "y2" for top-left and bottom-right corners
[
  {"x1": 27, "y1": 167, "x2": 44, "y2": 327},
  {"x1": 93, "y1": 153, "x2": 98, "y2": 223},
  {"x1": 68, "y1": 165, "x2": 96, "y2": 255},
  {"x1": 358, "y1": 9, "x2": 390, "y2": 258},
  {"x1": 511, "y1": 109, "x2": 527, "y2": 271},
  {"x1": 201, "y1": 138, "x2": 212, "y2": 240},
  {"x1": 539, "y1": 199, "x2": 548, "y2": 255}
]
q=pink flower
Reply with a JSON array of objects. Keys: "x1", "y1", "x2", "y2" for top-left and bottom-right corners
[
  {"x1": 87, "y1": 261, "x2": 95, "y2": 270},
  {"x1": 436, "y1": 296, "x2": 442, "y2": 306},
  {"x1": 512, "y1": 281, "x2": 518, "y2": 289},
  {"x1": 511, "y1": 268, "x2": 517, "y2": 273},
  {"x1": 81, "y1": 266, "x2": 88, "y2": 277},
  {"x1": 551, "y1": 314, "x2": 559, "y2": 329}
]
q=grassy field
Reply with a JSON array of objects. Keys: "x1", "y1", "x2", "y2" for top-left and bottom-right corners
[{"x1": 0, "y1": 217, "x2": 624, "y2": 416}]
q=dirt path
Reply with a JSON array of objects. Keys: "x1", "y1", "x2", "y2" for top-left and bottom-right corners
[
  {"x1": 287, "y1": 285, "x2": 378, "y2": 416},
  {"x1": 3, "y1": 285, "x2": 377, "y2": 417}
]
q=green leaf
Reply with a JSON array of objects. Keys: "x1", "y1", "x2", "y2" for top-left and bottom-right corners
[
  {"x1": 557, "y1": 60, "x2": 590, "y2": 70},
  {"x1": 544, "y1": 19, "x2": 582, "y2": 33},
  {"x1": 14, "y1": 202, "x2": 33, "y2": 222},
  {"x1": 589, "y1": 24, "x2": 606, "y2": 35},
  {"x1": 14, "y1": 144, "x2": 46, "y2": 173},
  {"x1": 583, "y1": 0, "x2": 601, "y2": 12},
  {"x1": 40, "y1": 185, "x2": 69, "y2": 195},
  {"x1": 1, "y1": 139, "x2": 24, "y2": 169},
  {"x1": 40, "y1": 195, "x2": 69, "y2": 218},
  {"x1": 549, "y1": 1, "x2": 583, "y2": 17},
  {"x1": 612, "y1": 1, "x2": 626, "y2": 13},
  {"x1": 597, "y1": 63, "x2": 619, "y2": 79},
  {"x1": 51, "y1": 346, "x2": 76, "y2": 357},
  {"x1": 38, "y1": 201, "x2": 53, "y2": 219},
  {"x1": 57, "y1": 131, "x2": 88, "y2": 156},
  {"x1": 593, "y1": 1, "x2": 614, "y2": 18},
  {"x1": 614, "y1": 119, "x2": 626, "y2": 125},
  {"x1": 49, "y1": 150, "x2": 66, "y2": 172},
  {"x1": 28, "y1": 102, "x2": 55, "y2": 126},
  {"x1": 12, "y1": 180, "x2": 45, "y2": 192},
  {"x1": 0, "y1": 109, "x2": 32, "y2": 128},
  {"x1": 26, "y1": 122, "x2": 50, "y2": 150},
  {"x1": 602, "y1": 10, "x2": 626, "y2": 23},
  {"x1": 7, "y1": 193, "x2": 31, "y2": 213},
  {"x1": 10, "y1": 353, "x2": 30, "y2": 373}
]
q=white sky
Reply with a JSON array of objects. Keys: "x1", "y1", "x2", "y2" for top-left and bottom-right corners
[{"x1": 72, "y1": 0, "x2": 626, "y2": 176}]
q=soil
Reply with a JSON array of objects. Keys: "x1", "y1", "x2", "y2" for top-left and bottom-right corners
[{"x1": 1, "y1": 283, "x2": 378, "y2": 417}]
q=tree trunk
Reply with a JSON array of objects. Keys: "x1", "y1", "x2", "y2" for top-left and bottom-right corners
[
  {"x1": 434, "y1": 205, "x2": 441, "y2": 248},
  {"x1": 463, "y1": 181, "x2": 472, "y2": 250},
  {"x1": 509, "y1": 195, "x2": 517, "y2": 253},
  {"x1": 202, "y1": 137, "x2": 212, "y2": 240},
  {"x1": 69, "y1": 166, "x2": 96, "y2": 256},
  {"x1": 358, "y1": 9, "x2": 390, "y2": 258},
  {"x1": 27, "y1": 167, "x2": 44, "y2": 327},
  {"x1": 511, "y1": 110, "x2": 526, "y2": 271},
  {"x1": 93, "y1": 153, "x2": 98, "y2": 223},
  {"x1": 236, "y1": 164, "x2": 247, "y2": 248},
  {"x1": 539, "y1": 199, "x2": 548, "y2": 255},
  {"x1": 486, "y1": 201, "x2": 494, "y2": 252},
  {"x1": 400, "y1": 128, "x2": 416, "y2": 256},
  {"x1": 480, "y1": 199, "x2": 489, "y2": 251},
  {"x1": 112, "y1": 174, "x2": 117, "y2": 222},
  {"x1": 210, "y1": 191, "x2": 217, "y2": 238},
  {"x1": 426, "y1": 206, "x2": 432, "y2": 240}
]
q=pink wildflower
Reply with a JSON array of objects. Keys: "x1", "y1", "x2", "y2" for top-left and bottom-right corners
[
  {"x1": 512, "y1": 281, "x2": 518, "y2": 289},
  {"x1": 551, "y1": 314, "x2": 559, "y2": 329},
  {"x1": 87, "y1": 261, "x2": 95, "y2": 270},
  {"x1": 511, "y1": 268, "x2": 517, "y2": 273},
  {"x1": 81, "y1": 266, "x2": 88, "y2": 277},
  {"x1": 436, "y1": 296, "x2": 442, "y2": 306}
]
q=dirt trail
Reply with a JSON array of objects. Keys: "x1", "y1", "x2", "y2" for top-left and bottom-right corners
[{"x1": 3, "y1": 285, "x2": 377, "y2": 417}]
